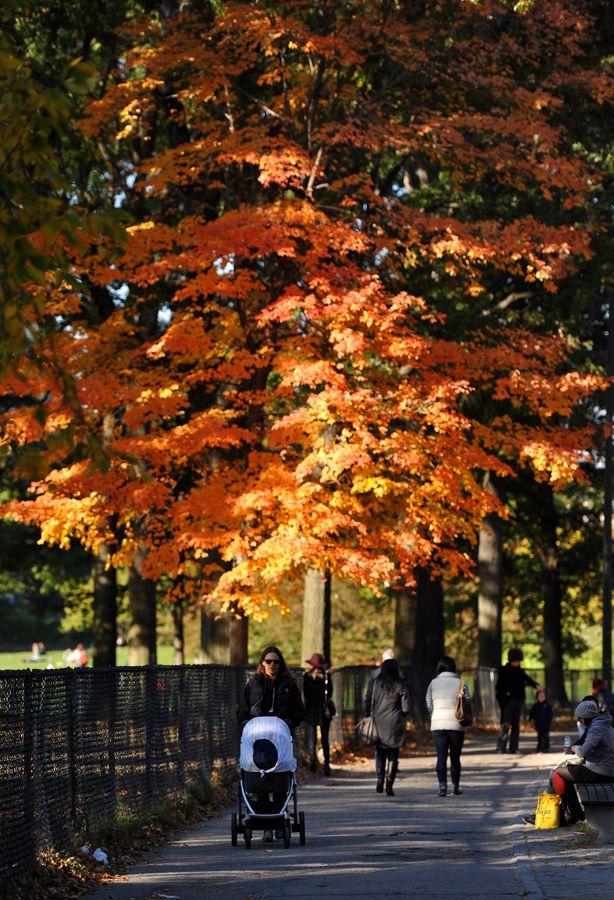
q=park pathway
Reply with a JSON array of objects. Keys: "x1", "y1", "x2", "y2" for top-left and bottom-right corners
[{"x1": 88, "y1": 733, "x2": 614, "y2": 900}]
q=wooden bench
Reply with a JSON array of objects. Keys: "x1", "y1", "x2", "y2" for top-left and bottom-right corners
[{"x1": 575, "y1": 783, "x2": 614, "y2": 840}]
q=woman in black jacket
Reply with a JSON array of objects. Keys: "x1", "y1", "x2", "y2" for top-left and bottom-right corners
[
  {"x1": 303, "y1": 652, "x2": 334, "y2": 776},
  {"x1": 365, "y1": 658, "x2": 410, "y2": 796},
  {"x1": 237, "y1": 646, "x2": 304, "y2": 843},
  {"x1": 495, "y1": 648, "x2": 539, "y2": 754},
  {"x1": 237, "y1": 645, "x2": 304, "y2": 732}
]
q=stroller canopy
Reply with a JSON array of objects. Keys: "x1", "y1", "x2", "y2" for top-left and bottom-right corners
[{"x1": 240, "y1": 716, "x2": 297, "y2": 774}]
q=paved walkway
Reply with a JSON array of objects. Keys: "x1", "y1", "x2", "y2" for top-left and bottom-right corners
[{"x1": 88, "y1": 733, "x2": 614, "y2": 900}]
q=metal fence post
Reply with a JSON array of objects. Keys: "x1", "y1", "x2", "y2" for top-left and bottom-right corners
[
  {"x1": 23, "y1": 672, "x2": 35, "y2": 870},
  {"x1": 145, "y1": 665, "x2": 155, "y2": 805},
  {"x1": 65, "y1": 668, "x2": 78, "y2": 828}
]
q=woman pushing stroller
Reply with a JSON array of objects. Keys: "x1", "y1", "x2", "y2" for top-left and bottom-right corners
[
  {"x1": 237, "y1": 645, "x2": 304, "y2": 732},
  {"x1": 237, "y1": 646, "x2": 304, "y2": 843}
]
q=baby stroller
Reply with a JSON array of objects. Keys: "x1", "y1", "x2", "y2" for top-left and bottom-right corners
[{"x1": 231, "y1": 716, "x2": 306, "y2": 849}]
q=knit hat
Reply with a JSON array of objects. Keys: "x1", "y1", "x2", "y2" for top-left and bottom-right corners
[
  {"x1": 507, "y1": 648, "x2": 524, "y2": 663},
  {"x1": 575, "y1": 699, "x2": 599, "y2": 719}
]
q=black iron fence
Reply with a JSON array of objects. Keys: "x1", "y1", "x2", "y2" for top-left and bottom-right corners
[{"x1": 0, "y1": 663, "x2": 597, "y2": 882}]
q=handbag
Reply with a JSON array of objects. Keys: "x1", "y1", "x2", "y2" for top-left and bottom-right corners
[
  {"x1": 534, "y1": 791, "x2": 561, "y2": 829},
  {"x1": 324, "y1": 699, "x2": 336, "y2": 719},
  {"x1": 455, "y1": 680, "x2": 473, "y2": 727},
  {"x1": 323, "y1": 675, "x2": 336, "y2": 719},
  {"x1": 356, "y1": 716, "x2": 379, "y2": 745}
]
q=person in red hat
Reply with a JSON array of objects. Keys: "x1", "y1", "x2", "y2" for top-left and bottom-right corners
[{"x1": 303, "y1": 652, "x2": 335, "y2": 776}]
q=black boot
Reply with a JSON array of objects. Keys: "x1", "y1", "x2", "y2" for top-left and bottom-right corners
[
  {"x1": 375, "y1": 749, "x2": 386, "y2": 793},
  {"x1": 496, "y1": 723, "x2": 509, "y2": 753},
  {"x1": 386, "y1": 760, "x2": 398, "y2": 796},
  {"x1": 562, "y1": 789, "x2": 585, "y2": 826}
]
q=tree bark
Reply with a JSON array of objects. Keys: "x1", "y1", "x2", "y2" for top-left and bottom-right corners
[
  {"x1": 171, "y1": 599, "x2": 184, "y2": 665},
  {"x1": 409, "y1": 569, "x2": 444, "y2": 722},
  {"x1": 91, "y1": 544, "x2": 117, "y2": 667},
  {"x1": 537, "y1": 483, "x2": 567, "y2": 705},
  {"x1": 412, "y1": 568, "x2": 445, "y2": 671},
  {"x1": 477, "y1": 473, "x2": 503, "y2": 668},
  {"x1": 603, "y1": 291, "x2": 614, "y2": 684},
  {"x1": 301, "y1": 568, "x2": 332, "y2": 664},
  {"x1": 127, "y1": 546, "x2": 157, "y2": 665},
  {"x1": 229, "y1": 608, "x2": 248, "y2": 665},
  {"x1": 199, "y1": 607, "x2": 230, "y2": 663},
  {"x1": 394, "y1": 587, "x2": 416, "y2": 666}
]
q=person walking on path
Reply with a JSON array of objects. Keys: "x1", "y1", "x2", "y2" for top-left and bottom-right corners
[
  {"x1": 365, "y1": 657, "x2": 410, "y2": 796},
  {"x1": 425, "y1": 655, "x2": 471, "y2": 797},
  {"x1": 495, "y1": 648, "x2": 539, "y2": 754},
  {"x1": 237, "y1": 645, "x2": 304, "y2": 843},
  {"x1": 237, "y1": 645, "x2": 304, "y2": 732},
  {"x1": 303, "y1": 651, "x2": 334, "y2": 776}
]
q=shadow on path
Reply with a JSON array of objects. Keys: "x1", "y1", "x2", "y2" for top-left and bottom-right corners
[{"x1": 87, "y1": 734, "x2": 610, "y2": 900}]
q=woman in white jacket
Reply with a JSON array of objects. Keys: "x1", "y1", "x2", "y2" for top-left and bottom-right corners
[{"x1": 425, "y1": 656, "x2": 471, "y2": 797}]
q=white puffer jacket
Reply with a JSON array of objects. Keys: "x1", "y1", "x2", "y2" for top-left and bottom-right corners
[{"x1": 426, "y1": 671, "x2": 466, "y2": 732}]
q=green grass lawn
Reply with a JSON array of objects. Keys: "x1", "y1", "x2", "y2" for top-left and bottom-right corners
[{"x1": 0, "y1": 644, "x2": 178, "y2": 670}]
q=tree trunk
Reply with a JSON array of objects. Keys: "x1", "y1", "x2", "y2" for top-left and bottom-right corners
[
  {"x1": 171, "y1": 600, "x2": 184, "y2": 665},
  {"x1": 394, "y1": 587, "x2": 416, "y2": 666},
  {"x1": 409, "y1": 569, "x2": 444, "y2": 722},
  {"x1": 91, "y1": 544, "x2": 117, "y2": 667},
  {"x1": 477, "y1": 473, "x2": 503, "y2": 668},
  {"x1": 199, "y1": 607, "x2": 230, "y2": 663},
  {"x1": 127, "y1": 546, "x2": 157, "y2": 665},
  {"x1": 229, "y1": 609, "x2": 248, "y2": 665},
  {"x1": 301, "y1": 568, "x2": 332, "y2": 664},
  {"x1": 537, "y1": 483, "x2": 567, "y2": 705},
  {"x1": 412, "y1": 568, "x2": 445, "y2": 671},
  {"x1": 603, "y1": 291, "x2": 614, "y2": 685}
]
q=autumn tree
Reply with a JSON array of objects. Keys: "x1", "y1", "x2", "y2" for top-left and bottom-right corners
[{"x1": 1, "y1": 0, "x2": 609, "y2": 670}]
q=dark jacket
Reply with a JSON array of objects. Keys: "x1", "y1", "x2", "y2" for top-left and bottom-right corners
[
  {"x1": 365, "y1": 675, "x2": 410, "y2": 749},
  {"x1": 528, "y1": 699, "x2": 553, "y2": 730},
  {"x1": 237, "y1": 673, "x2": 304, "y2": 731},
  {"x1": 303, "y1": 671, "x2": 333, "y2": 727},
  {"x1": 573, "y1": 709, "x2": 614, "y2": 776},
  {"x1": 496, "y1": 663, "x2": 538, "y2": 706},
  {"x1": 596, "y1": 689, "x2": 614, "y2": 721}
]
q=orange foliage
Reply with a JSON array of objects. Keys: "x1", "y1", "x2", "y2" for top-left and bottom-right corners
[{"x1": 1, "y1": 0, "x2": 610, "y2": 618}]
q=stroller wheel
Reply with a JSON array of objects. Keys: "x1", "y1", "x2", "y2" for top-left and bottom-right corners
[
  {"x1": 244, "y1": 826, "x2": 252, "y2": 849},
  {"x1": 299, "y1": 810, "x2": 306, "y2": 846},
  {"x1": 283, "y1": 820, "x2": 292, "y2": 848},
  {"x1": 231, "y1": 812, "x2": 238, "y2": 847}
]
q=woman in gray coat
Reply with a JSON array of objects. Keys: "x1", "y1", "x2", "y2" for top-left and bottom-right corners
[
  {"x1": 425, "y1": 656, "x2": 471, "y2": 797},
  {"x1": 365, "y1": 658, "x2": 410, "y2": 795}
]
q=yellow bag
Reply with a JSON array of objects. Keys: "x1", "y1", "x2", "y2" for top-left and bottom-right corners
[{"x1": 534, "y1": 791, "x2": 561, "y2": 828}]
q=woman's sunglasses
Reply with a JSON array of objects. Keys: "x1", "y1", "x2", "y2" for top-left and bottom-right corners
[{"x1": 263, "y1": 658, "x2": 281, "y2": 665}]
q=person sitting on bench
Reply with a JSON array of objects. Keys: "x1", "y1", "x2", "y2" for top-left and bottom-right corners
[{"x1": 552, "y1": 699, "x2": 614, "y2": 826}]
